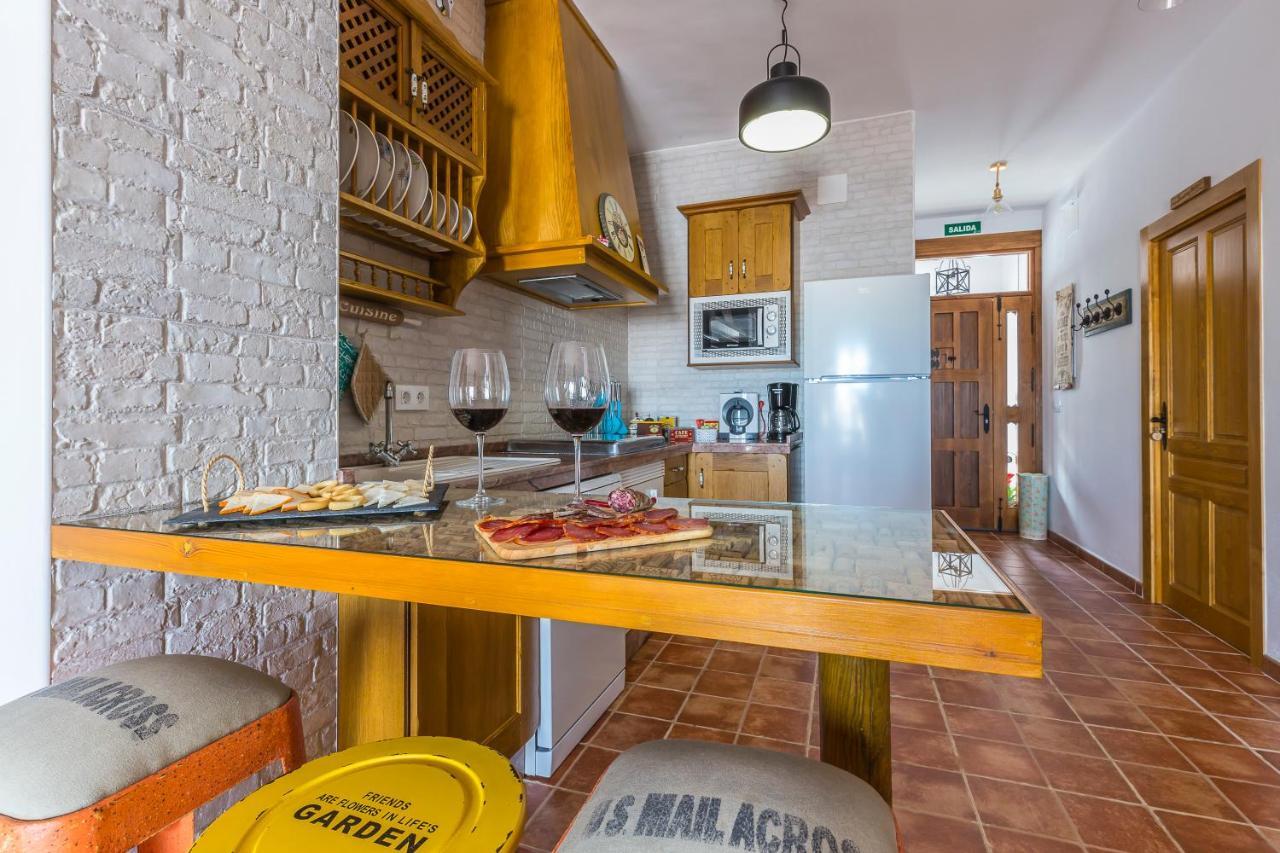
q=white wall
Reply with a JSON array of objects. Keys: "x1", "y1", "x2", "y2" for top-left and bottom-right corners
[
  {"x1": 1040, "y1": 0, "x2": 1280, "y2": 657},
  {"x1": 627, "y1": 113, "x2": 916, "y2": 425},
  {"x1": 0, "y1": 0, "x2": 52, "y2": 703},
  {"x1": 915, "y1": 208, "x2": 1043, "y2": 240}
]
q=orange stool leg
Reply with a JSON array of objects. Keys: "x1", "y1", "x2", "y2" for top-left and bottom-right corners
[{"x1": 138, "y1": 813, "x2": 194, "y2": 853}]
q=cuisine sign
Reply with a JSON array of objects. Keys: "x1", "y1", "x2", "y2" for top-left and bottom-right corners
[{"x1": 340, "y1": 295, "x2": 404, "y2": 326}]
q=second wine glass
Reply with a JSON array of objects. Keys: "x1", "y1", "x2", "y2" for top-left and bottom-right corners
[
  {"x1": 449, "y1": 348, "x2": 510, "y2": 509},
  {"x1": 544, "y1": 341, "x2": 610, "y2": 502}
]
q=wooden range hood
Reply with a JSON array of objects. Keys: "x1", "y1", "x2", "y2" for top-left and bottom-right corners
[{"x1": 481, "y1": 0, "x2": 668, "y2": 308}]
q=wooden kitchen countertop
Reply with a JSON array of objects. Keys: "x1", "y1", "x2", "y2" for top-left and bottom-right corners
[{"x1": 340, "y1": 435, "x2": 803, "y2": 491}]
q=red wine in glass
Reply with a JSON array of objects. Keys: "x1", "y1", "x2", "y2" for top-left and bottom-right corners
[
  {"x1": 449, "y1": 348, "x2": 511, "y2": 509},
  {"x1": 548, "y1": 407, "x2": 606, "y2": 435},
  {"x1": 544, "y1": 342, "x2": 611, "y2": 502},
  {"x1": 451, "y1": 407, "x2": 508, "y2": 433}
]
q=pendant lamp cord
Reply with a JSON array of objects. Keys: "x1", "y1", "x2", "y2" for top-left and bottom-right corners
[{"x1": 767, "y1": 0, "x2": 802, "y2": 74}]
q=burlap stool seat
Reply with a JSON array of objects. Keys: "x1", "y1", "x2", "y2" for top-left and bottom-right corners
[
  {"x1": 555, "y1": 740, "x2": 901, "y2": 852},
  {"x1": 0, "y1": 654, "x2": 304, "y2": 852},
  {"x1": 193, "y1": 735, "x2": 527, "y2": 852}
]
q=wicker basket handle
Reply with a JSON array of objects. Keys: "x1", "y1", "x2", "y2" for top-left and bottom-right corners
[
  {"x1": 421, "y1": 445, "x2": 436, "y2": 497},
  {"x1": 201, "y1": 454, "x2": 246, "y2": 513}
]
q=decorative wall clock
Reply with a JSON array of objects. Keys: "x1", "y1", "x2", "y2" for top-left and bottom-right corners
[{"x1": 597, "y1": 193, "x2": 635, "y2": 262}]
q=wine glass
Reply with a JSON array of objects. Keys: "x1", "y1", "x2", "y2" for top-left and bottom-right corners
[
  {"x1": 449, "y1": 348, "x2": 510, "y2": 508},
  {"x1": 544, "y1": 341, "x2": 611, "y2": 502}
]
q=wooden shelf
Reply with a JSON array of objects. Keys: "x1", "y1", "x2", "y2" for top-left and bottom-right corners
[
  {"x1": 339, "y1": 250, "x2": 464, "y2": 317},
  {"x1": 340, "y1": 192, "x2": 483, "y2": 258}
]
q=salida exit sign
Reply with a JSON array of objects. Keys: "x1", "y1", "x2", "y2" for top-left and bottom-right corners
[{"x1": 945, "y1": 221, "x2": 982, "y2": 236}]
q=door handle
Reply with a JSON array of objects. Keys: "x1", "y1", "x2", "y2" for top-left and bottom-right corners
[
  {"x1": 741, "y1": 258, "x2": 748, "y2": 279},
  {"x1": 697, "y1": 469, "x2": 705, "y2": 488},
  {"x1": 1150, "y1": 402, "x2": 1168, "y2": 449},
  {"x1": 727, "y1": 260, "x2": 734, "y2": 279},
  {"x1": 975, "y1": 404, "x2": 991, "y2": 434}
]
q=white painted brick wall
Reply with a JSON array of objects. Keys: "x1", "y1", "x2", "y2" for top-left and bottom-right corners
[
  {"x1": 51, "y1": 0, "x2": 339, "y2": 821},
  {"x1": 626, "y1": 112, "x2": 916, "y2": 424},
  {"x1": 337, "y1": 0, "x2": 629, "y2": 458}
]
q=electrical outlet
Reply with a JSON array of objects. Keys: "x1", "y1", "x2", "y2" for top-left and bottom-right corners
[{"x1": 396, "y1": 385, "x2": 430, "y2": 411}]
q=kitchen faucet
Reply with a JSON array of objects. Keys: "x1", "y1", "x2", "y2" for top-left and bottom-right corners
[{"x1": 369, "y1": 381, "x2": 416, "y2": 466}]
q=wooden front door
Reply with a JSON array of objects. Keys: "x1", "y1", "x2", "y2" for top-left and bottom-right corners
[
  {"x1": 931, "y1": 298, "x2": 997, "y2": 528},
  {"x1": 1149, "y1": 193, "x2": 1259, "y2": 653}
]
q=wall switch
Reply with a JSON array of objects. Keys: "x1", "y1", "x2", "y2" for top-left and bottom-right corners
[{"x1": 396, "y1": 385, "x2": 430, "y2": 411}]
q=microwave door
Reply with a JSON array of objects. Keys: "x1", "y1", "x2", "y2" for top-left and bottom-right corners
[{"x1": 704, "y1": 313, "x2": 756, "y2": 348}]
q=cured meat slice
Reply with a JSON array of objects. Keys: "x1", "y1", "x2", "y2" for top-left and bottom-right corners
[
  {"x1": 666, "y1": 517, "x2": 710, "y2": 530},
  {"x1": 636, "y1": 522, "x2": 672, "y2": 534},
  {"x1": 564, "y1": 523, "x2": 605, "y2": 541},
  {"x1": 490, "y1": 522, "x2": 540, "y2": 542},
  {"x1": 477, "y1": 518, "x2": 508, "y2": 532},
  {"x1": 644, "y1": 508, "x2": 678, "y2": 522},
  {"x1": 519, "y1": 525, "x2": 564, "y2": 544},
  {"x1": 594, "y1": 525, "x2": 639, "y2": 538}
]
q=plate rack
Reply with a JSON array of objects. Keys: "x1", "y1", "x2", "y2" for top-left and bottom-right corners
[{"x1": 338, "y1": 0, "x2": 492, "y2": 314}]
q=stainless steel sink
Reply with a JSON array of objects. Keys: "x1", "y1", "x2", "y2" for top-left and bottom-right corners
[{"x1": 504, "y1": 435, "x2": 667, "y2": 457}]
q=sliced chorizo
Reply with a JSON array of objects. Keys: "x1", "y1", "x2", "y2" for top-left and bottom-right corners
[
  {"x1": 644, "y1": 508, "x2": 678, "y2": 522},
  {"x1": 519, "y1": 525, "x2": 564, "y2": 544},
  {"x1": 564, "y1": 523, "x2": 605, "y2": 541},
  {"x1": 490, "y1": 522, "x2": 540, "y2": 542}
]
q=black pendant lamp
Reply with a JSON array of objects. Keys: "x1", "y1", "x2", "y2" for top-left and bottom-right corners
[{"x1": 739, "y1": 0, "x2": 831, "y2": 152}]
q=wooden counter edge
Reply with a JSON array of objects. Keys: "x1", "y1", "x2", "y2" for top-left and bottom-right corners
[{"x1": 52, "y1": 524, "x2": 1043, "y2": 679}]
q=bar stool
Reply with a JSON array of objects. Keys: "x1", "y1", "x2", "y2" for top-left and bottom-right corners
[
  {"x1": 554, "y1": 740, "x2": 902, "y2": 852},
  {"x1": 193, "y1": 735, "x2": 525, "y2": 852},
  {"x1": 0, "y1": 654, "x2": 304, "y2": 852}
]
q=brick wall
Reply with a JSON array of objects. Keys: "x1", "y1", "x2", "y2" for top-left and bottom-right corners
[
  {"x1": 627, "y1": 112, "x2": 916, "y2": 424},
  {"x1": 50, "y1": 0, "x2": 340, "y2": 815},
  {"x1": 337, "y1": 0, "x2": 629, "y2": 458}
]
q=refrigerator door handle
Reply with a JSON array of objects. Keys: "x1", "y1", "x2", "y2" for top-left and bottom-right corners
[{"x1": 805, "y1": 373, "x2": 931, "y2": 383}]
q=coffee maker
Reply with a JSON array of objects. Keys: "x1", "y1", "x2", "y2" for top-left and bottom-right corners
[{"x1": 766, "y1": 382, "x2": 800, "y2": 442}]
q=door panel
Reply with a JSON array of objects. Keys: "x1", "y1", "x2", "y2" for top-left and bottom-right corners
[
  {"x1": 738, "y1": 204, "x2": 791, "y2": 293},
  {"x1": 1155, "y1": 198, "x2": 1254, "y2": 651},
  {"x1": 688, "y1": 211, "x2": 738, "y2": 297},
  {"x1": 931, "y1": 298, "x2": 996, "y2": 528}
]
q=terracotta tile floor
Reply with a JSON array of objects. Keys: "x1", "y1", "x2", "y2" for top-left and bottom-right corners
[{"x1": 518, "y1": 535, "x2": 1280, "y2": 852}]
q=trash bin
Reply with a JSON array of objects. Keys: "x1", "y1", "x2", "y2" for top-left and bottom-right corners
[{"x1": 1018, "y1": 473, "x2": 1049, "y2": 540}]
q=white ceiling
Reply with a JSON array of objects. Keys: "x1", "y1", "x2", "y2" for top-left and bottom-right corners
[{"x1": 575, "y1": 0, "x2": 1239, "y2": 216}]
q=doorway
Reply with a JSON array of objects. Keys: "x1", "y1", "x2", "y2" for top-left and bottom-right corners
[
  {"x1": 917, "y1": 231, "x2": 1043, "y2": 531},
  {"x1": 1141, "y1": 162, "x2": 1263, "y2": 660}
]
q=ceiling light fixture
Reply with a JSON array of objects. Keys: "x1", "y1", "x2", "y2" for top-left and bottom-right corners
[
  {"x1": 1137, "y1": 0, "x2": 1184, "y2": 11},
  {"x1": 739, "y1": 0, "x2": 831, "y2": 153},
  {"x1": 986, "y1": 161, "x2": 1014, "y2": 216}
]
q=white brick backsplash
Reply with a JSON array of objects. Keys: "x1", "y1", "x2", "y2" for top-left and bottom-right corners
[
  {"x1": 51, "y1": 0, "x2": 341, "y2": 807},
  {"x1": 626, "y1": 112, "x2": 916, "y2": 424}
]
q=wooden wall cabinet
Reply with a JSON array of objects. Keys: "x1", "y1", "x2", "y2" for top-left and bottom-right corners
[
  {"x1": 338, "y1": 0, "x2": 494, "y2": 314},
  {"x1": 338, "y1": 598, "x2": 537, "y2": 757},
  {"x1": 679, "y1": 191, "x2": 810, "y2": 298},
  {"x1": 687, "y1": 452, "x2": 789, "y2": 502}
]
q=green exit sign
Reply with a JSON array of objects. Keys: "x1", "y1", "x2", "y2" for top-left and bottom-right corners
[{"x1": 945, "y1": 221, "x2": 982, "y2": 237}]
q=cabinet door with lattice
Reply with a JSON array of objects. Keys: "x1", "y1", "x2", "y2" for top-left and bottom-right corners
[
  {"x1": 340, "y1": 0, "x2": 411, "y2": 119},
  {"x1": 408, "y1": 22, "x2": 483, "y2": 162}
]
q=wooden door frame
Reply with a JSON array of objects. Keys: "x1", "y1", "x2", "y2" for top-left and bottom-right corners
[
  {"x1": 1140, "y1": 161, "x2": 1264, "y2": 663},
  {"x1": 917, "y1": 230, "x2": 1044, "y2": 531}
]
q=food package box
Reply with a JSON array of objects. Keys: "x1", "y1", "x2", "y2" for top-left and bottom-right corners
[
  {"x1": 634, "y1": 420, "x2": 666, "y2": 436},
  {"x1": 669, "y1": 427, "x2": 695, "y2": 443}
]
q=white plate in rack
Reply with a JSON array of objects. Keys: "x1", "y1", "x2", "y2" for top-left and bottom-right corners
[
  {"x1": 370, "y1": 132, "x2": 395, "y2": 204},
  {"x1": 350, "y1": 118, "x2": 379, "y2": 199},
  {"x1": 406, "y1": 151, "x2": 429, "y2": 221},
  {"x1": 388, "y1": 141, "x2": 412, "y2": 214},
  {"x1": 339, "y1": 113, "x2": 358, "y2": 191}
]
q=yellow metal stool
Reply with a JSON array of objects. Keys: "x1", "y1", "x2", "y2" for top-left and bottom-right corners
[{"x1": 194, "y1": 736, "x2": 525, "y2": 853}]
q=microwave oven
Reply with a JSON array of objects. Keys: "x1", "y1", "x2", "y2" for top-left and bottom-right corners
[{"x1": 688, "y1": 291, "x2": 793, "y2": 366}]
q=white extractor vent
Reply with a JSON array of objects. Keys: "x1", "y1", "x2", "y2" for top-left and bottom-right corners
[{"x1": 518, "y1": 274, "x2": 626, "y2": 306}]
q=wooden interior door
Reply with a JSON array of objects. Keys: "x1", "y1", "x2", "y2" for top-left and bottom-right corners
[
  {"x1": 738, "y1": 204, "x2": 791, "y2": 293},
  {"x1": 931, "y1": 298, "x2": 997, "y2": 528},
  {"x1": 1151, "y1": 198, "x2": 1257, "y2": 652},
  {"x1": 687, "y1": 211, "x2": 738, "y2": 297}
]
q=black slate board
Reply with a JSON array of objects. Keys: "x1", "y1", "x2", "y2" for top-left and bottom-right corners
[{"x1": 165, "y1": 483, "x2": 449, "y2": 527}]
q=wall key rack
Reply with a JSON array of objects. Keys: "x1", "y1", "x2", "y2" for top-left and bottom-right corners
[{"x1": 1073, "y1": 288, "x2": 1132, "y2": 336}]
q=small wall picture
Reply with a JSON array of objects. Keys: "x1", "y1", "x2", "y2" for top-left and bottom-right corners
[{"x1": 1053, "y1": 284, "x2": 1075, "y2": 390}]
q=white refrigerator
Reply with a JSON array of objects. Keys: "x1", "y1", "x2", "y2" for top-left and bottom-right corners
[{"x1": 801, "y1": 275, "x2": 932, "y2": 509}]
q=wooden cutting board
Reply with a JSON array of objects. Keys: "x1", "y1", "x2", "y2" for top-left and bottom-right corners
[{"x1": 475, "y1": 521, "x2": 713, "y2": 561}]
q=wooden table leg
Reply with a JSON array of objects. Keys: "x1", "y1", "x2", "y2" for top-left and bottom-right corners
[{"x1": 818, "y1": 653, "x2": 892, "y2": 802}]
